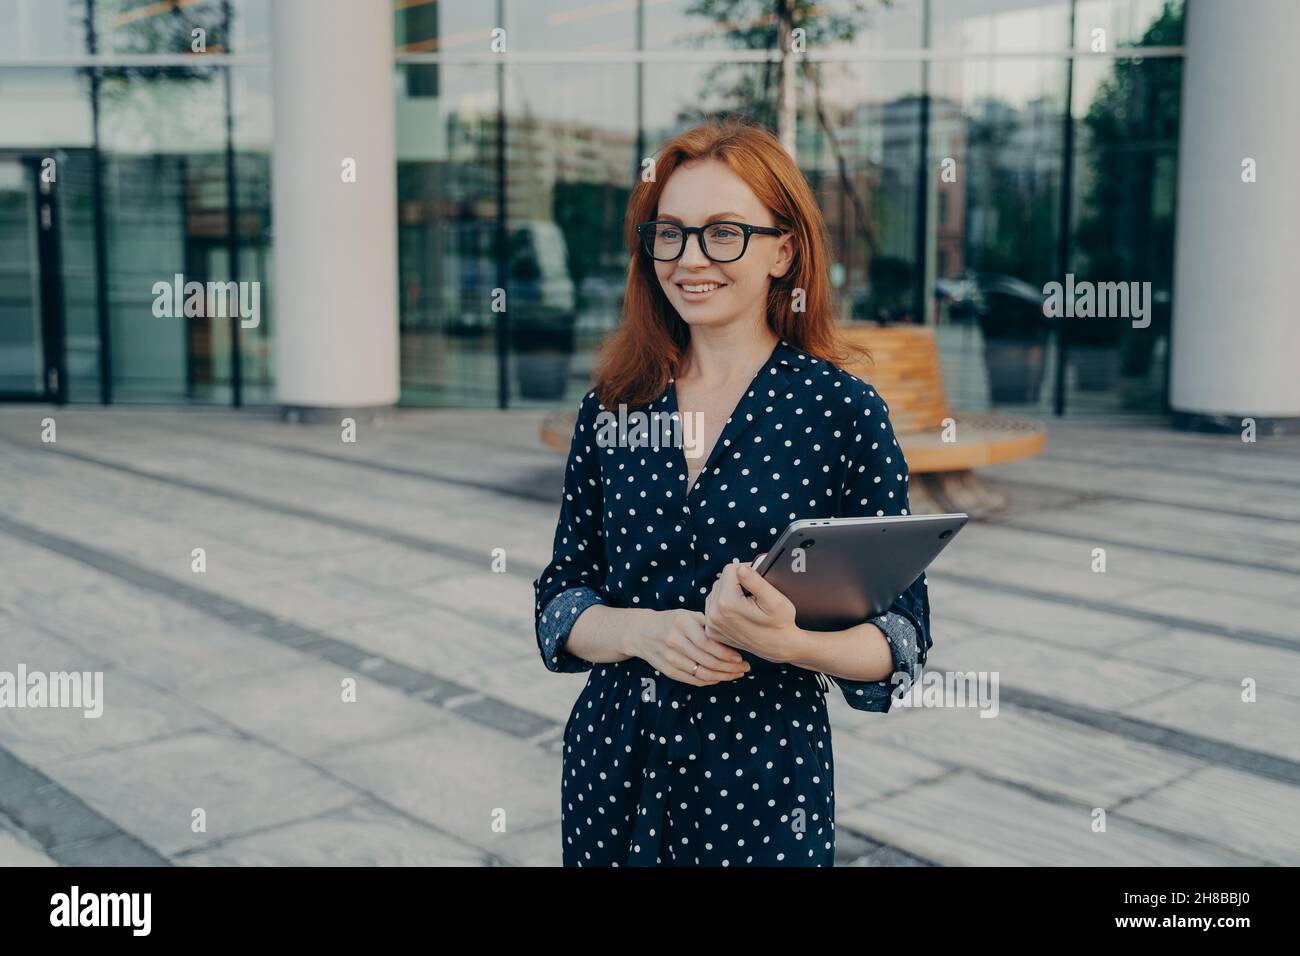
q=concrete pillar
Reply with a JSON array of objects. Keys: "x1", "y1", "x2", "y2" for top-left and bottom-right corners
[
  {"x1": 1169, "y1": 0, "x2": 1300, "y2": 428},
  {"x1": 271, "y1": 0, "x2": 399, "y2": 412}
]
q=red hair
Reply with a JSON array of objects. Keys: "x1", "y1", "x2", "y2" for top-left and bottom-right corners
[{"x1": 594, "y1": 117, "x2": 865, "y2": 409}]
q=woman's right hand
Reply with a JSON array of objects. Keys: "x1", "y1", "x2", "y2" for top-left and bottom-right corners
[{"x1": 627, "y1": 609, "x2": 751, "y2": 686}]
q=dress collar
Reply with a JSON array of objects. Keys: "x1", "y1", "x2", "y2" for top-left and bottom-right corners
[
  {"x1": 771, "y1": 339, "x2": 812, "y2": 374},
  {"x1": 658, "y1": 337, "x2": 808, "y2": 500}
]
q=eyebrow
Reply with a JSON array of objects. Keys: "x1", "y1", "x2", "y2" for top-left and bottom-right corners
[{"x1": 655, "y1": 211, "x2": 750, "y2": 224}]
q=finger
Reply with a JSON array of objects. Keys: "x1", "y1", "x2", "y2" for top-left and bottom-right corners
[
  {"x1": 655, "y1": 649, "x2": 709, "y2": 686},
  {"x1": 736, "y1": 561, "x2": 793, "y2": 619},
  {"x1": 718, "y1": 563, "x2": 770, "y2": 624},
  {"x1": 715, "y1": 562, "x2": 747, "y2": 610},
  {"x1": 678, "y1": 614, "x2": 745, "y2": 665},
  {"x1": 662, "y1": 646, "x2": 732, "y2": 685},
  {"x1": 665, "y1": 637, "x2": 742, "y2": 677},
  {"x1": 702, "y1": 621, "x2": 750, "y2": 663}
]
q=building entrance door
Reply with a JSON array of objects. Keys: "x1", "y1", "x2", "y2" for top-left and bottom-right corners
[{"x1": 0, "y1": 154, "x2": 64, "y2": 403}]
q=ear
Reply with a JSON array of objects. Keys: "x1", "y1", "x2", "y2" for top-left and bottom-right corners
[{"x1": 769, "y1": 230, "x2": 796, "y2": 279}]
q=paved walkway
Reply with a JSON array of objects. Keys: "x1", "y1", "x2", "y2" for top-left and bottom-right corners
[{"x1": 0, "y1": 405, "x2": 1297, "y2": 866}]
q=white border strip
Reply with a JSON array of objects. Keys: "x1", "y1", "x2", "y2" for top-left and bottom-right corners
[
  {"x1": 395, "y1": 45, "x2": 1186, "y2": 63},
  {"x1": 0, "y1": 46, "x2": 1184, "y2": 69},
  {"x1": 0, "y1": 54, "x2": 268, "y2": 67}
]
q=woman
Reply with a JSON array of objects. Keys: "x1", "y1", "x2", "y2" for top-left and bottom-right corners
[{"x1": 533, "y1": 118, "x2": 931, "y2": 867}]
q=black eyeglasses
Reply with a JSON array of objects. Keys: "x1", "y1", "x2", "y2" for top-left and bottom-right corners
[{"x1": 636, "y1": 220, "x2": 786, "y2": 263}]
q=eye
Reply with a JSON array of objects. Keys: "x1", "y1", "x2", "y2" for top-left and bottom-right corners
[{"x1": 707, "y1": 225, "x2": 741, "y2": 242}]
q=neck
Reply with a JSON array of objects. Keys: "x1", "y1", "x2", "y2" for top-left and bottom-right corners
[{"x1": 680, "y1": 318, "x2": 779, "y2": 386}]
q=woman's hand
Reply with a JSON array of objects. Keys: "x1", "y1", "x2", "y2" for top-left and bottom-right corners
[
  {"x1": 703, "y1": 558, "x2": 806, "y2": 664},
  {"x1": 624, "y1": 609, "x2": 751, "y2": 686}
]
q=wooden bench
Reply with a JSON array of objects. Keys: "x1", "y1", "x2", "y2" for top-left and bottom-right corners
[
  {"x1": 542, "y1": 324, "x2": 1046, "y2": 515},
  {"x1": 836, "y1": 323, "x2": 1046, "y2": 515}
]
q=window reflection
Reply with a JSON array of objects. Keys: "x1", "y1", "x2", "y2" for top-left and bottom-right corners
[
  {"x1": 796, "y1": 60, "x2": 924, "y2": 325},
  {"x1": 397, "y1": 63, "x2": 501, "y2": 406}
]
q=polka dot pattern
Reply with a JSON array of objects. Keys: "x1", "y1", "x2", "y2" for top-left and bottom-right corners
[{"x1": 532, "y1": 339, "x2": 932, "y2": 866}]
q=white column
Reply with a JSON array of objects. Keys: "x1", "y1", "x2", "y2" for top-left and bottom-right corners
[
  {"x1": 1169, "y1": 0, "x2": 1300, "y2": 422},
  {"x1": 271, "y1": 0, "x2": 399, "y2": 410}
]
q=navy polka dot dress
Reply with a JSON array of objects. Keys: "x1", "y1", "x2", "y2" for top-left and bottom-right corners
[{"x1": 533, "y1": 340, "x2": 932, "y2": 866}]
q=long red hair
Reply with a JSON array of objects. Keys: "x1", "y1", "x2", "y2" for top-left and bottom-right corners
[{"x1": 594, "y1": 117, "x2": 866, "y2": 410}]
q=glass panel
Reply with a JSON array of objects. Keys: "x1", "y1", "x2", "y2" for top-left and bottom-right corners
[
  {"x1": 1066, "y1": 51, "x2": 1181, "y2": 413},
  {"x1": 93, "y1": 0, "x2": 228, "y2": 56},
  {"x1": 643, "y1": 60, "x2": 766, "y2": 142},
  {"x1": 396, "y1": 0, "x2": 498, "y2": 54},
  {"x1": 0, "y1": 63, "x2": 98, "y2": 398},
  {"x1": 792, "y1": 0, "x2": 923, "y2": 54},
  {"x1": 0, "y1": 0, "x2": 88, "y2": 59},
  {"x1": 928, "y1": 53, "x2": 1067, "y2": 414},
  {"x1": 231, "y1": 0, "x2": 270, "y2": 55},
  {"x1": 798, "y1": 59, "x2": 924, "y2": 324},
  {"x1": 396, "y1": 61, "x2": 501, "y2": 407},
  {"x1": 639, "y1": 0, "x2": 920, "y2": 55},
  {"x1": 231, "y1": 63, "x2": 273, "y2": 403},
  {"x1": 931, "y1": 0, "x2": 1072, "y2": 51},
  {"x1": 504, "y1": 0, "x2": 637, "y2": 53},
  {"x1": 97, "y1": 65, "x2": 230, "y2": 403},
  {"x1": 56, "y1": 147, "x2": 102, "y2": 401},
  {"x1": 1074, "y1": 0, "x2": 1184, "y2": 49},
  {"x1": 0, "y1": 67, "x2": 95, "y2": 149},
  {"x1": 503, "y1": 63, "x2": 639, "y2": 408},
  {"x1": 642, "y1": 0, "x2": 810, "y2": 53},
  {"x1": 0, "y1": 158, "x2": 44, "y2": 394}
]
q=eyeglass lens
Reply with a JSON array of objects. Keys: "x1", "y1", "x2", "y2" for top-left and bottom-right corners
[{"x1": 645, "y1": 223, "x2": 747, "y2": 262}]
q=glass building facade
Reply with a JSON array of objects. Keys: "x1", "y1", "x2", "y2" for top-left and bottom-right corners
[{"x1": 1, "y1": 0, "x2": 1186, "y2": 416}]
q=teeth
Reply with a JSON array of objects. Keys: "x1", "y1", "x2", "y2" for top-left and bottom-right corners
[{"x1": 681, "y1": 283, "x2": 720, "y2": 292}]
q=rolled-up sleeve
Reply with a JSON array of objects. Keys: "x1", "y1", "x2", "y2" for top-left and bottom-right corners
[
  {"x1": 532, "y1": 390, "x2": 609, "y2": 673},
  {"x1": 828, "y1": 383, "x2": 933, "y2": 713}
]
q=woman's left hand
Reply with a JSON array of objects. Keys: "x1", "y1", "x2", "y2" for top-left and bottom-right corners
[{"x1": 703, "y1": 557, "x2": 805, "y2": 664}]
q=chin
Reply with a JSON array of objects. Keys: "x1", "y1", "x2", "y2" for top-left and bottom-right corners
[{"x1": 674, "y1": 304, "x2": 735, "y2": 328}]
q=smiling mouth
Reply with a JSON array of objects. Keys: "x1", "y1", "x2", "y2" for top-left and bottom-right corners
[{"x1": 677, "y1": 281, "x2": 727, "y2": 294}]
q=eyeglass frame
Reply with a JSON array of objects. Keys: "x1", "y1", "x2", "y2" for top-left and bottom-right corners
[{"x1": 635, "y1": 219, "x2": 788, "y2": 263}]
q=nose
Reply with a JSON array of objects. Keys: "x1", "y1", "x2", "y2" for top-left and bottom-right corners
[{"x1": 679, "y1": 231, "x2": 710, "y2": 267}]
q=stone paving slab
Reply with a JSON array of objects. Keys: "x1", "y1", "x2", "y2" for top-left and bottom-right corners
[
  {"x1": 0, "y1": 668, "x2": 219, "y2": 769},
  {"x1": 1000, "y1": 499, "x2": 1300, "y2": 573},
  {"x1": 929, "y1": 632, "x2": 1199, "y2": 712},
  {"x1": 1108, "y1": 628, "x2": 1300, "y2": 703},
  {"x1": 922, "y1": 577, "x2": 1166, "y2": 650},
  {"x1": 837, "y1": 771, "x2": 1262, "y2": 866},
  {"x1": 832, "y1": 738, "x2": 951, "y2": 812},
  {"x1": 0, "y1": 830, "x2": 58, "y2": 865},
  {"x1": 181, "y1": 800, "x2": 487, "y2": 866},
  {"x1": 335, "y1": 606, "x2": 521, "y2": 680},
  {"x1": 1116, "y1": 765, "x2": 1300, "y2": 866},
  {"x1": 929, "y1": 530, "x2": 1165, "y2": 604},
  {"x1": 864, "y1": 704, "x2": 1206, "y2": 807},
  {"x1": 1115, "y1": 586, "x2": 1300, "y2": 644},
  {"x1": 185, "y1": 660, "x2": 443, "y2": 760},
  {"x1": 0, "y1": 811, "x2": 58, "y2": 866},
  {"x1": 314, "y1": 715, "x2": 560, "y2": 848},
  {"x1": 491, "y1": 820, "x2": 564, "y2": 867},
  {"x1": 1127, "y1": 680, "x2": 1300, "y2": 764},
  {"x1": 42, "y1": 728, "x2": 361, "y2": 858}
]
